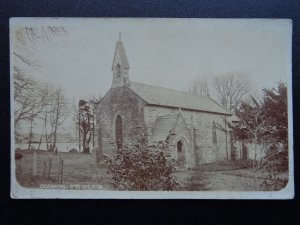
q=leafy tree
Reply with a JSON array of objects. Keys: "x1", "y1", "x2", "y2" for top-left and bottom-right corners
[
  {"x1": 230, "y1": 96, "x2": 269, "y2": 189},
  {"x1": 105, "y1": 136, "x2": 178, "y2": 191},
  {"x1": 230, "y1": 82, "x2": 288, "y2": 190},
  {"x1": 262, "y1": 82, "x2": 288, "y2": 153},
  {"x1": 260, "y1": 82, "x2": 288, "y2": 190}
]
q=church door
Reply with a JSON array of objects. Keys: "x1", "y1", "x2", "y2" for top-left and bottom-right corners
[
  {"x1": 115, "y1": 115, "x2": 123, "y2": 148},
  {"x1": 177, "y1": 141, "x2": 186, "y2": 169}
]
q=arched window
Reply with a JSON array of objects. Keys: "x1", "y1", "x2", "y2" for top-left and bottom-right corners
[
  {"x1": 177, "y1": 141, "x2": 183, "y2": 154},
  {"x1": 177, "y1": 140, "x2": 185, "y2": 169},
  {"x1": 212, "y1": 122, "x2": 217, "y2": 144},
  {"x1": 115, "y1": 115, "x2": 123, "y2": 147},
  {"x1": 116, "y1": 64, "x2": 121, "y2": 78}
]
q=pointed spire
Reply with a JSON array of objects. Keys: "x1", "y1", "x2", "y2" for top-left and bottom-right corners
[
  {"x1": 111, "y1": 34, "x2": 130, "y2": 70},
  {"x1": 111, "y1": 33, "x2": 130, "y2": 88}
]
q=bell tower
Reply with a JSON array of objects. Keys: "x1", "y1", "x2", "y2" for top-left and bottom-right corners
[{"x1": 111, "y1": 33, "x2": 130, "y2": 88}]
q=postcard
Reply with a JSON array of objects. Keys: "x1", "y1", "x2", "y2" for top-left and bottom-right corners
[{"x1": 10, "y1": 18, "x2": 293, "y2": 199}]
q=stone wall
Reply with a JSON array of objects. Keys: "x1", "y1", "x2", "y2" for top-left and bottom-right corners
[
  {"x1": 96, "y1": 88, "x2": 232, "y2": 167},
  {"x1": 169, "y1": 114, "x2": 195, "y2": 169},
  {"x1": 96, "y1": 86, "x2": 147, "y2": 157},
  {"x1": 144, "y1": 105, "x2": 231, "y2": 164}
]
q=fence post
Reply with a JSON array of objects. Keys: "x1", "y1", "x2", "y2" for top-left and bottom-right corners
[
  {"x1": 46, "y1": 157, "x2": 52, "y2": 178},
  {"x1": 42, "y1": 160, "x2": 46, "y2": 177},
  {"x1": 61, "y1": 160, "x2": 64, "y2": 184},
  {"x1": 32, "y1": 151, "x2": 37, "y2": 176},
  {"x1": 57, "y1": 157, "x2": 64, "y2": 184}
]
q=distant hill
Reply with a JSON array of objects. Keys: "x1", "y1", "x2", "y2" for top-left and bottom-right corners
[{"x1": 15, "y1": 132, "x2": 77, "y2": 143}]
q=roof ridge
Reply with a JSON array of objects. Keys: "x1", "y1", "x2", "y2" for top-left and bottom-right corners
[
  {"x1": 130, "y1": 81, "x2": 208, "y2": 99},
  {"x1": 207, "y1": 96, "x2": 232, "y2": 114},
  {"x1": 128, "y1": 81, "x2": 232, "y2": 115},
  {"x1": 156, "y1": 114, "x2": 178, "y2": 119}
]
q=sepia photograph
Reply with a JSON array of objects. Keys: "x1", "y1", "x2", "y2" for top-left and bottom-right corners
[{"x1": 10, "y1": 18, "x2": 293, "y2": 199}]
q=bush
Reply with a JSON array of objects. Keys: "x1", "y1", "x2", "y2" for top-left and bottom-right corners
[
  {"x1": 69, "y1": 148, "x2": 79, "y2": 153},
  {"x1": 260, "y1": 144, "x2": 289, "y2": 191},
  {"x1": 260, "y1": 177, "x2": 288, "y2": 191},
  {"x1": 105, "y1": 136, "x2": 178, "y2": 191}
]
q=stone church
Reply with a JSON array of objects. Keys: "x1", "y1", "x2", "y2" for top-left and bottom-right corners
[{"x1": 96, "y1": 37, "x2": 233, "y2": 169}]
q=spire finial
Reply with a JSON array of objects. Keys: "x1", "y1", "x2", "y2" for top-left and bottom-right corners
[{"x1": 119, "y1": 32, "x2": 121, "y2": 41}]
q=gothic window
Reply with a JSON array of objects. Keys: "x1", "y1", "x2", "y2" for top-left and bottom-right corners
[
  {"x1": 116, "y1": 64, "x2": 121, "y2": 78},
  {"x1": 212, "y1": 122, "x2": 217, "y2": 144},
  {"x1": 115, "y1": 115, "x2": 123, "y2": 148},
  {"x1": 177, "y1": 140, "x2": 185, "y2": 169},
  {"x1": 177, "y1": 141, "x2": 183, "y2": 154}
]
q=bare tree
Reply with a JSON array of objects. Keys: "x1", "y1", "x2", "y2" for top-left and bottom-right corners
[
  {"x1": 71, "y1": 101, "x2": 80, "y2": 150},
  {"x1": 212, "y1": 73, "x2": 251, "y2": 111},
  {"x1": 13, "y1": 26, "x2": 67, "y2": 123},
  {"x1": 79, "y1": 100, "x2": 94, "y2": 154},
  {"x1": 44, "y1": 88, "x2": 69, "y2": 152},
  {"x1": 13, "y1": 26, "x2": 67, "y2": 124},
  {"x1": 14, "y1": 66, "x2": 48, "y2": 127},
  {"x1": 77, "y1": 99, "x2": 100, "y2": 153},
  {"x1": 188, "y1": 79, "x2": 209, "y2": 96},
  {"x1": 13, "y1": 26, "x2": 68, "y2": 149}
]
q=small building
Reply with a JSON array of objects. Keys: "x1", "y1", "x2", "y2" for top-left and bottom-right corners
[{"x1": 96, "y1": 37, "x2": 233, "y2": 169}]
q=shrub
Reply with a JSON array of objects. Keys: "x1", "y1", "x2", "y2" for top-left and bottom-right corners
[
  {"x1": 260, "y1": 144, "x2": 289, "y2": 191},
  {"x1": 69, "y1": 148, "x2": 79, "y2": 153},
  {"x1": 105, "y1": 136, "x2": 178, "y2": 191},
  {"x1": 260, "y1": 177, "x2": 288, "y2": 191}
]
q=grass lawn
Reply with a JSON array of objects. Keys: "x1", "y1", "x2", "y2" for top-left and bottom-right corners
[
  {"x1": 15, "y1": 150, "x2": 288, "y2": 191},
  {"x1": 174, "y1": 161, "x2": 288, "y2": 191},
  {"x1": 15, "y1": 150, "x2": 113, "y2": 189}
]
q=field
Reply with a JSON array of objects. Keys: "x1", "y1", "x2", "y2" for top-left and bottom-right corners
[{"x1": 15, "y1": 150, "x2": 288, "y2": 191}]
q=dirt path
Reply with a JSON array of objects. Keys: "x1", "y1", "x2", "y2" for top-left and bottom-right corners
[
  {"x1": 200, "y1": 171, "x2": 259, "y2": 191},
  {"x1": 175, "y1": 170, "x2": 261, "y2": 191}
]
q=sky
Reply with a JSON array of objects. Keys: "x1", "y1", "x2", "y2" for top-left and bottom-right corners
[{"x1": 11, "y1": 18, "x2": 292, "y2": 132}]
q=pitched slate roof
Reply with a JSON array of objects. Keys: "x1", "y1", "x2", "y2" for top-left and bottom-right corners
[
  {"x1": 150, "y1": 115, "x2": 178, "y2": 142},
  {"x1": 111, "y1": 41, "x2": 130, "y2": 70},
  {"x1": 128, "y1": 82, "x2": 231, "y2": 115}
]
